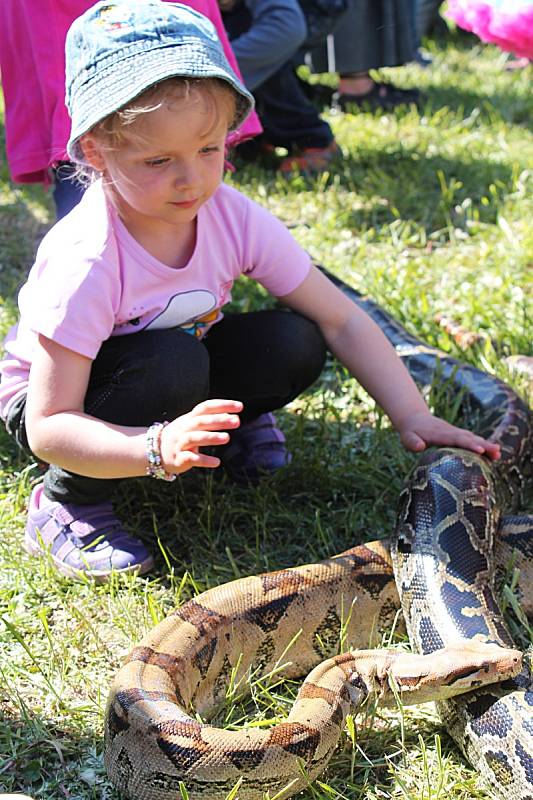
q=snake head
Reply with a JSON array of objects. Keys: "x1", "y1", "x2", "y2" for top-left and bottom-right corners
[
  {"x1": 396, "y1": 523, "x2": 415, "y2": 555},
  {"x1": 397, "y1": 642, "x2": 523, "y2": 704}
]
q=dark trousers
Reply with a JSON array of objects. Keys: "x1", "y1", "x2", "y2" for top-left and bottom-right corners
[
  {"x1": 52, "y1": 162, "x2": 86, "y2": 220},
  {"x1": 251, "y1": 65, "x2": 334, "y2": 150},
  {"x1": 223, "y1": 10, "x2": 333, "y2": 151},
  {"x1": 6, "y1": 311, "x2": 326, "y2": 505},
  {"x1": 309, "y1": 0, "x2": 417, "y2": 74}
]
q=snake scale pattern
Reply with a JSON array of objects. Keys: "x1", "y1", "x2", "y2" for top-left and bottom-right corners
[{"x1": 105, "y1": 271, "x2": 533, "y2": 799}]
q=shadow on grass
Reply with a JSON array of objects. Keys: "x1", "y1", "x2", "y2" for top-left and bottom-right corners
[
  {"x1": 234, "y1": 135, "x2": 517, "y2": 238},
  {"x1": 109, "y1": 404, "x2": 413, "y2": 590},
  {"x1": 336, "y1": 148, "x2": 515, "y2": 233},
  {"x1": 0, "y1": 395, "x2": 411, "y2": 587},
  {"x1": 329, "y1": 75, "x2": 532, "y2": 128},
  {"x1": 0, "y1": 709, "x2": 119, "y2": 799},
  {"x1": 422, "y1": 28, "x2": 532, "y2": 123},
  {"x1": 423, "y1": 83, "x2": 532, "y2": 127},
  {"x1": 0, "y1": 197, "x2": 51, "y2": 301},
  {"x1": 237, "y1": 146, "x2": 516, "y2": 237}
]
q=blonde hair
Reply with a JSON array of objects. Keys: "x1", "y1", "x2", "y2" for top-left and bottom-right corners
[{"x1": 76, "y1": 77, "x2": 237, "y2": 183}]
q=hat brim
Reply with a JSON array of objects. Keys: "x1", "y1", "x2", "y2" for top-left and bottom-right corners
[{"x1": 67, "y1": 38, "x2": 254, "y2": 161}]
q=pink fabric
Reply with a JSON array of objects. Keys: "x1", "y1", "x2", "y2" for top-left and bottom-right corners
[
  {"x1": 0, "y1": 0, "x2": 261, "y2": 184},
  {"x1": 0, "y1": 180, "x2": 311, "y2": 417},
  {"x1": 446, "y1": 0, "x2": 533, "y2": 58}
]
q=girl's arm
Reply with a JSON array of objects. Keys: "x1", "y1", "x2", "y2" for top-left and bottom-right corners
[
  {"x1": 279, "y1": 266, "x2": 500, "y2": 459},
  {"x1": 25, "y1": 335, "x2": 241, "y2": 479}
]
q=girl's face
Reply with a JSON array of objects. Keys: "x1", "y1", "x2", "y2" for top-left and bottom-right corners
[{"x1": 83, "y1": 88, "x2": 232, "y2": 241}]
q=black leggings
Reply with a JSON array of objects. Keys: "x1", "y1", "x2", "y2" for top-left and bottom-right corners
[{"x1": 7, "y1": 310, "x2": 327, "y2": 504}]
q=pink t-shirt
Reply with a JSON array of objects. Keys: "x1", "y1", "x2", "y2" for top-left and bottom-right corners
[
  {"x1": 0, "y1": 0, "x2": 262, "y2": 184},
  {"x1": 0, "y1": 181, "x2": 311, "y2": 418}
]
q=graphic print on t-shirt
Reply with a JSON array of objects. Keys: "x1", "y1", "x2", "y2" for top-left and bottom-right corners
[{"x1": 116, "y1": 290, "x2": 220, "y2": 338}]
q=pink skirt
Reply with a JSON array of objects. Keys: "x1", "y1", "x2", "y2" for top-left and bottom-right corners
[{"x1": 446, "y1": 0, "x2": 533, "y2": 58}]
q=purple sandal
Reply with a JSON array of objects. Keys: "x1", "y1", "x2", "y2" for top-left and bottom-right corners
[
  {"x1": 24, "y1": 484, "x2": 154, "y2": 581},
  {"x1": 220, "y1": 412, "x2": 291, "y2": 485}
]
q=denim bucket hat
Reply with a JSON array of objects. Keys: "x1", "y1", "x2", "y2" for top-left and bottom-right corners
[{"x1": 65, "y1": 1, "x2": 255, "y2": 161}]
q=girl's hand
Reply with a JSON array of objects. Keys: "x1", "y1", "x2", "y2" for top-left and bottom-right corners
[
  {"x1": 159, "y1": 399, "x2": 242, "y2": 475},
  {"x1": 397, "y1": 411, "x2": 501, "y2": 461}
]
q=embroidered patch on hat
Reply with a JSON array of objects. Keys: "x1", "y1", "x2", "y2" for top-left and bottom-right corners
[{"x1": 96, "y1": 4, "x2": 134, "y2": 32}]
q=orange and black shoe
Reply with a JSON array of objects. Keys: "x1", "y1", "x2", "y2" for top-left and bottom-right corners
[{"x1": 278, "y1": 140, "x2": 342, "y2": 176}]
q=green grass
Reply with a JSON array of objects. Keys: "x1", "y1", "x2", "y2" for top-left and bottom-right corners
[{"x1": 1, "y1": 29, "x2": 532, "y2": 800}]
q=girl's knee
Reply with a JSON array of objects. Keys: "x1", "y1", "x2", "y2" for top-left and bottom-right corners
[
  {"x1": 281, "y1": 313, "x2": 327, "y2": 384},
  {"x1": 131, "y1": 329, "x2": 211, "y2": 413},
  {"x1": 87, "y1": 328, "x2": 210, "y2": 422}
]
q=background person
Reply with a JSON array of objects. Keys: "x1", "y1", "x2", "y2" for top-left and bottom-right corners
[
  {"x1": 220, "y1": 0, "x2": 341, "y2": 173},
  {"x1": 0, "y1": 0, "x2": 261, "y2": 219},
  {"x1": 308, "y1": 0, "x2": 422, "y2": 111}
]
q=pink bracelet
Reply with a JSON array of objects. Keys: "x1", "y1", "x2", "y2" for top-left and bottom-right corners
[{"x1": 145, "y1": 422, "x2": 176, "y2": 482}]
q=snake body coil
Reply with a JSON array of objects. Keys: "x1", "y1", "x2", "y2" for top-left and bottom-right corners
[{"x1": 105, "y1": 273, "x2": 532, "y2": 799}]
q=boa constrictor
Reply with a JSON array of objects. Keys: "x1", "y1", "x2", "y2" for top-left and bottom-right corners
[{"x1": 104, "y1": 271, "x2": 532, "y2": 799}]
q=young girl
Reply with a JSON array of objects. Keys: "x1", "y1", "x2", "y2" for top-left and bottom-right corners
[{"x1": 0, "y1": 0, "x2": 500, "y2": 582}]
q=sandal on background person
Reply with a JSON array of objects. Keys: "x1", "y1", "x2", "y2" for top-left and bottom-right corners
[
  {"x1": 278, "y1": 140, "x2": 342, "y2": 175},
  {"x1": 236, "y1": 135, "x2": 342, "y2": 176},
  {"x1": 333, "y1": 79, "x2": 421, "y2": 111}
]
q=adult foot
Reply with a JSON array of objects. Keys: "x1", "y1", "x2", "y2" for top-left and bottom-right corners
[{"x1": 279, "y1": 141, "x2": 341, "y2": 175}]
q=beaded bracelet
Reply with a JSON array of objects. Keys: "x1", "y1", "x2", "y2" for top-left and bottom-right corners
[{"x1": 145, "y1": 422, "x2": 176, "y2": 482}]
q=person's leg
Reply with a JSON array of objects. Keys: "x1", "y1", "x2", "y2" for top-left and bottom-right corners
[
  {"x1": 206, "y1": 310, "x2": 326, "y2": 417},
  {"x1": 6, "y1": 384, "x2": 157, "y2": 580},
  {"x1": 51, "y1": 162, "x2": 86, "y2": 219},
  {"x1": 238, "y1": 63, "x2": 341, "y2": 174},
  {"x1": 254, "y1": 63, "x2": 334, "y2": 152},
  {"x1": 222, "y1": 2, "x2": 338, "y2": 173},
  {"x1": 205, "y1": 309, "x2": 327, "y2": 481},
  {"x1": 308, "y1": 0, "x2": 421, "y2": 110},
  {"x1": 332, "y1": 0, "x2": 418, "y2": 72},
  {"x1": 9, "y1": 328, "x2": 210, "y2": 579},
  {"x1": 416, "y1": 0, "x2": 443, "y2": 39},
  {"x1": 232, "y1": 59, "x2": 340, "y2": 174},
  {"x1": 253, "y1": 62, "x2": 342, "y2": 175}
]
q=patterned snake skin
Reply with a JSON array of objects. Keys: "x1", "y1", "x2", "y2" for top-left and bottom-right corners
[{"x1": 104, "y1": 271, "x2": 532, "y2": 799}]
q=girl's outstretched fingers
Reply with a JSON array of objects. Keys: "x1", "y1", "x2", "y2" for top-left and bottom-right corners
[
  {"x1": 187, "y1": 398, "x2": 244, "y2": 421},
  {"x1": 160, "y1": 399, "x2": 243, "y2": 475},
  {"x1": 444, "y1": 430, "x2": 501, "y2": 460},
  {"x1": 398, "y1": 412, "x2": 501, "y2": 461}
]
